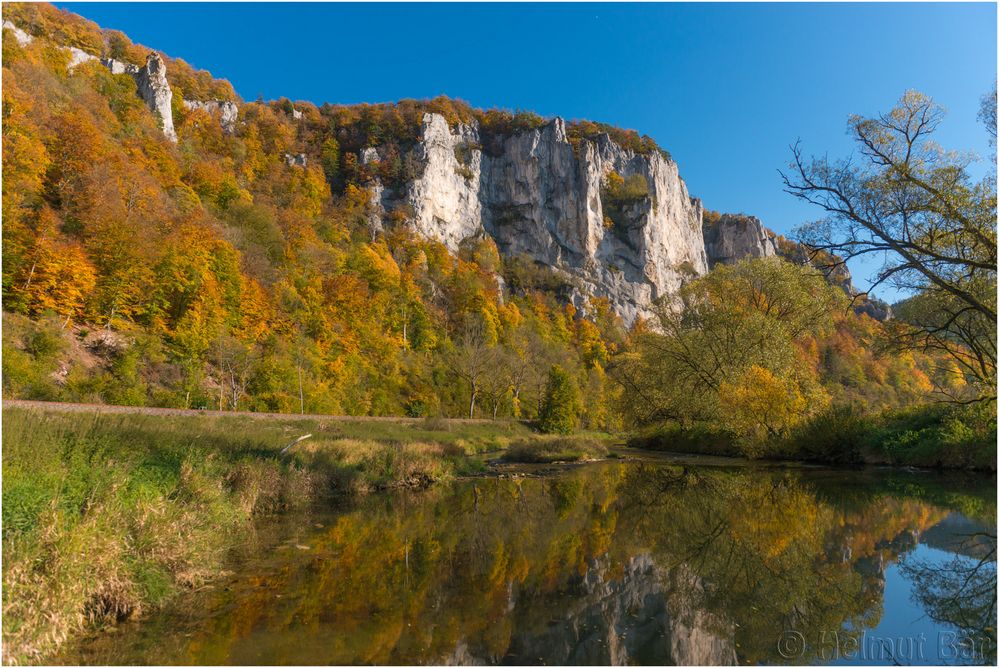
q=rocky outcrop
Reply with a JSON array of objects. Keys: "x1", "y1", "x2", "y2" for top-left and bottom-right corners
[
  {"x1": 65, "y1": 46, "x2": 97, "y2": 69},
  {"x1": 100, "y1": 53, "x2": 176, "y2": 142},
  {"x1": 183, "y1": 99, "x2": 239, "y2": 134},
  {"x1": 705, "y1": 212, "x2": 893, "y2": 320},
  {"x1": 2, "y1": 19, "x2": 32, "y2": 46},
  {"x1": 703, "y1": 213, "x2": 777, "y2": 268},
  {"x1": 133, "y1": 53, "x2": 176, "y2": 142},
  {"x1": 4, "y1": 19, "x2": 97, "y2": 70},
  {"x1": 371, "y1": 113, "x2": 708, "y2": 324},
  {"x1": 101, "y1": 57, "x2": 139, "y2": 75}
]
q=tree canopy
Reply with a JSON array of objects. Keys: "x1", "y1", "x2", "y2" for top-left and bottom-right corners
[{"x1": 782, "y1": 89, "x2": 997, "y2": 399}]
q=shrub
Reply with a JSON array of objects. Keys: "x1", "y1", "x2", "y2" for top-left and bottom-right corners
[
  {"x1": 504, "y1": 436, "x2": 607, "y2": 463},
  {"x1": 783, "y1": 405, "x2": 870, "y2": 464},
  {"x1": 628, "y1": 423, "x2": 737, "y2": 456},
  {"x1": 538, "y1": 365, "x2": 580, "y2": 434},
  {"x1": 601, "y1": 172, "x2": 651, "y2": 229}
]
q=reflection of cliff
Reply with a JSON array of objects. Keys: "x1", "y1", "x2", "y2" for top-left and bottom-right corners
[
  {"x1": 496, "y1": 556, "x2": 735, "y2": 666},
  {"x1": 920, "y1": 513, "x2": 996, "y2": 560}
]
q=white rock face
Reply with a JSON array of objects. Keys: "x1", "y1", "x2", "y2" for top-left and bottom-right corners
[
  {"x1": 183, "y1": 99, "x2": 239, "y2": 134},
  {"x1": 371, "y1": 113, "x2": 708, "y2": 324},
  {"x1": 405, "y1": 114, "x2": 485, "y2": 249},
  {"x1": 133, "y1": 53, "x2": 176, "y2": 142},
  {"x1": 65, "y1": 46, "x2": 97, "y2": 69},
  {"x1": 3, "y1": 20, "x2": 32, "y2": 46},
  {"x1": 702, "y1": 213, "x2": 778, "y2": 268},
  {"x1": 100, "y1": 54, "x2": 176, "y2": 142},
  {"x1": 101, "y1": 57, "x2": 140, "y2": 75}
]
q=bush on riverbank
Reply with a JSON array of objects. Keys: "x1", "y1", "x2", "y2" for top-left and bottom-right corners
[
  {"x1": 778, "y1": 402, "x2": 996, "y2": 470},
  {"x1": 630, "y1": 402, "x2": 997, "y2": 471},
  {"x1": 0, "y1": 406, "x2": 524, "y2": 663},
  {"x1": 504, "y1": 436, "x2": 609, "y2": 463}
]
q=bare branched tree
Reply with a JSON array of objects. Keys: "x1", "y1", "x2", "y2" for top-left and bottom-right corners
[
  {"x1": 212, "y1": 335, "x2": 260, "y2": 411},
  {"x1": 446, "y1": 319, "x2": 503, "y2": 419},
  {"x1": 781, "y1": 90, "x2": 997, "y2": 398}
]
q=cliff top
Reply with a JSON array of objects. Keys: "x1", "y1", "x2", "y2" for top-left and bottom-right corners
[
  {"x1": 2, "y1": 2, "x2": 238, "y2": 102},
  {"x1": 3, "y1": 3, "x2": 672, "y2": 161}
]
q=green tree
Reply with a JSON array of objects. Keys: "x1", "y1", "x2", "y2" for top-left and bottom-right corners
[
  {"x1": 614, "y1": 258, "x2": 843, "y2": 430},
  {"x1": 321, "y1": 137, "x2": 340, "y2": 184},
  {"x1": 538, "y1": 364, "x2": 580, "y2": 434}
]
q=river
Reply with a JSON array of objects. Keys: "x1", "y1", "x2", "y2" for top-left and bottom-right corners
[{"x1": 60, "y1": 457, "x2": 996, "y2": 665}]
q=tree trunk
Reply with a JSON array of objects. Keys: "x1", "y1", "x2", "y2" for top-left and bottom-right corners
[
  {"x1": 297, "y1": 364, "x2": 305, "y2": 414},
  {"x1": 22, "y1": 262, "x2": 36, "y2": 291},
  {"x1": 468, "y1": 388, "x2": 477, "y2": 419}
]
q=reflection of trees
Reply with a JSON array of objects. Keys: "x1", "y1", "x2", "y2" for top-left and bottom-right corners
[
  {"x1": 67, "y1": 464, "x2": 995, "y2": 666},
  {"x1": 616, "y1": 466, "x2": 870, "y2": 664},
  {"x1": 901, "y1": 534, "x2": 997, "y2": 664}
]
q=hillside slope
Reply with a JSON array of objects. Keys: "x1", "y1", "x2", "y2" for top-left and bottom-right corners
[
  {"x1": 0, "y1": 4, "x2": 940, "y2": 421},
  {"x1": 2, "y1": 4, "x2": 633, "y2": 422}
]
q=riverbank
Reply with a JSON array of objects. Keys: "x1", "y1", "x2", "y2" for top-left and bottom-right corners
[
  {"x1": 629, "y1": 403, "x2": 997, "y2": 472},
  {"x1": 53, "y1": 458, "x2": 997, "y2": 666},
  {"x1": 3, "y1": 400, "x2": 994, "y2": 663},
  {"x1": 1, "y1": 404, "x2": 589, "y2": 664}
]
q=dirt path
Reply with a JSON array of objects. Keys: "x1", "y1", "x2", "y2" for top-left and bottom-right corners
[{"x1": 2, "y1": 399, "x2": 509, "y2": 425}]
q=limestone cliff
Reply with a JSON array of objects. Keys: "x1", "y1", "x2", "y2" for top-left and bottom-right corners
[
  {"x1": 2, "y1": 14, "x2": 711, "y2": 325},
  {"x1": 99, "y1": 53, "x2": 176, "y2": 142},
  {"x1": 703, "y1": 213, "x2": 778, "y2": 268},
  {"x1": 183, "y1": 99, "x2": 239, "y2": 134},
  {"x1": 371, "y1": 113, "x2": 708, "y2": 324},
  {"x1": 704, "y1": 212, "x2": 892, "y2": 320},
  {"x1": 132, "y1": 53, "x2": 176, "y2": 142}
]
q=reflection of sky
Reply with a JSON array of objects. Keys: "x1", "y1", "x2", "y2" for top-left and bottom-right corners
[{"x1": 831, "y1": 538, "x2": 991, "y2": 666}]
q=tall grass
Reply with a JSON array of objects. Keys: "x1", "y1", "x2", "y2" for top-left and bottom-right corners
[
  {"x1": 1, "y1": 407, "x2": 527, "y2": 663},
  {"x1": 503, "y1": 436, "x2": 609, "y2": 463},
  {"x1": 628, "y1": 403, "x2": 996, "y2": 471}
]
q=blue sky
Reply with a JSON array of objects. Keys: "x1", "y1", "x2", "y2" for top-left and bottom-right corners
[{"x1": 61, "y1": 2, "x2": 997, "y2": 299}]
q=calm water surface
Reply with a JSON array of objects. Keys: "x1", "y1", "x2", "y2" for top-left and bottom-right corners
[{"x1": 63, "y1": 459, "x2": 996, "y2": 665}]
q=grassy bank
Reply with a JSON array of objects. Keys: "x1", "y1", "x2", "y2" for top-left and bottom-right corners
[
  {"x1": 1, "y1": 405, "x2": 537, "y2": 664},
  {"x1": 503, "y1": 435, "x2": 610, "y2": 463},
  {"x1": 629, "y1": 402, "x2": 997, "y2": 471}
]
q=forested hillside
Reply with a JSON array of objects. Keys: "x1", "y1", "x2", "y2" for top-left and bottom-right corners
[
  {"x1": 2, "y1": 4, "x2": 635, "y2": 424},
  {"x1": 1, "y1": 4, "x2": 989, "y2": 449}
]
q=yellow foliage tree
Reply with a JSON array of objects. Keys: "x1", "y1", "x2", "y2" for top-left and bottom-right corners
[
  {"x1": 718, "y1": 365, "x2": 809, "y2": 455},
  {"x1": 12, "y1": 208, "x2": 97, "y2": 326}
]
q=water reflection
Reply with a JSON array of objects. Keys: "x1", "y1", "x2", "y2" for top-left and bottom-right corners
[{"x1": 65, "y1": 462, "x2": 996, "y2": 665}]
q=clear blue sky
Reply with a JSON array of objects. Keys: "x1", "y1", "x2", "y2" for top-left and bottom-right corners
[{"x1": 61, "y1": 2, "x2": 997, "y2": 299}]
